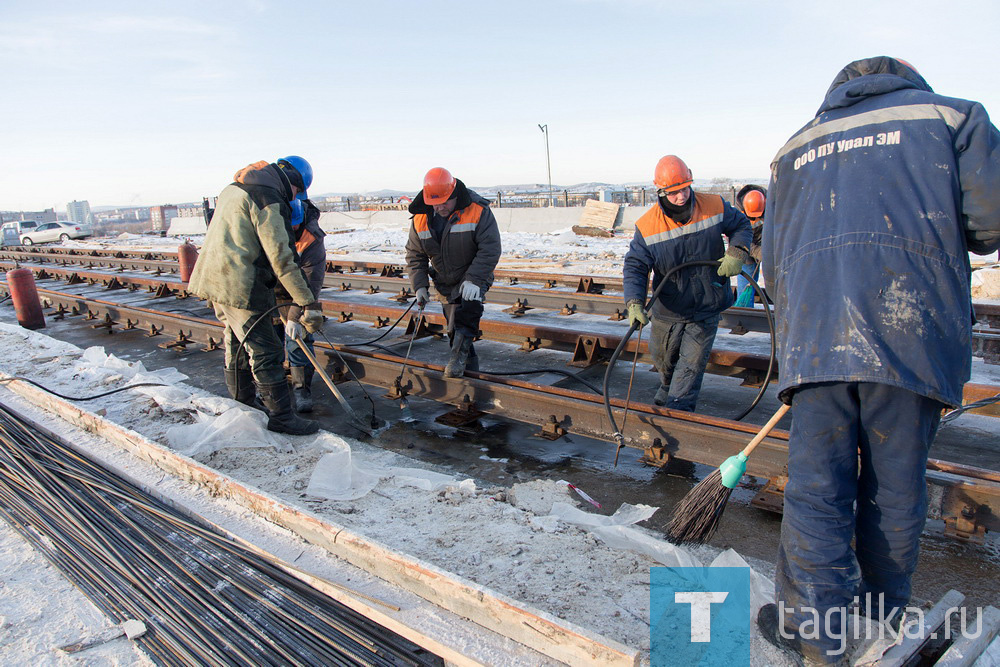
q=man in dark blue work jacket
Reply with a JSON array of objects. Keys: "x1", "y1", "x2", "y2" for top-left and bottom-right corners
[{"x1": 758, "y1": 57, "x2": 1000, "y2": 664}]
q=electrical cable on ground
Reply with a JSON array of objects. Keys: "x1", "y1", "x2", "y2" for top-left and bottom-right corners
[
  {"x1": 602, "y1": 261, "x2": 776, "y2": 451},
  {"x1": 0, "y1": 377, "x2": 166, "y2": 401}
]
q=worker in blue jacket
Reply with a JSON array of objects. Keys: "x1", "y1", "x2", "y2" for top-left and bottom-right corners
[
  {"x1": 758, "y1": 57, "x2": 1000, "y2": 664},
  {"x1": 623, "y1": 155, "x2": 752, "y2": 411}
]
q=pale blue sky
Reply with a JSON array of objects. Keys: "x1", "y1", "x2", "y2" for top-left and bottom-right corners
[{"x1": 2, "y1": 0, "x2": 998, "y2": 210}]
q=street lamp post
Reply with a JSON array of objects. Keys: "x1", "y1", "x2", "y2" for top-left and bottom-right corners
[{"x1": 538, "y1": 123, "x2": 553, "y2": 207}]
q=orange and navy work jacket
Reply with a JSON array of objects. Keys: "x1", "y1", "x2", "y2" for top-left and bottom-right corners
[
  {"x1": 404, "y1": 188, "x2": 502, "y2": 302},
  {"x1": 623, "y1": 191, "x2": 752, "y2": 322}
]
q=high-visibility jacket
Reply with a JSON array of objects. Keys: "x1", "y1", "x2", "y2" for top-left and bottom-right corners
[
  {"x1": 405, "y1": 180, "x2": 502, "y2": 301},
  {"x1": 624, "y1": 191, "x2": 752, "y2": 322}
]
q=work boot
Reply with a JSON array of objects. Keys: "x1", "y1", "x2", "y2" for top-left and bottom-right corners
[
  {"x1": 257, "y1": 381, "x2": 319, "y2": 435},
  {"x1": 225, "y1": 369, "x2": 267, "y2": 413},
  {"x1": 444, "y1": 332, "x2": 474, "y2": 378},
  {"x1": 757, "y1": 603, "x2": 846, "y2": 667},
  {"x1": 289, "y1": 365, "x2": 314, "y2": 413},
  {"x1": 653, "y1": 385, "x2": 670, "y2": 406}
]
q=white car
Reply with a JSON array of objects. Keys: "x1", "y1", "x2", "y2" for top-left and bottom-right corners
[{"x1": 20, "y1": 221, "x2": 92, "y2": 245}]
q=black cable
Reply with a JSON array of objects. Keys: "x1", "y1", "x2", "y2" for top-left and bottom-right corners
[
  {"x1": 478, "y1": 368, "x2": 604, "y2": 394},
  {"x1": 0, "y1": 377, "x2": 166, "y2": 401},
  {"x1": 940, "y1": 393, "x2": 1000, "y2": 425}
]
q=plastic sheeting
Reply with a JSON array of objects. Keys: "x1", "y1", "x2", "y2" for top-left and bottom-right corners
[
  {"x1": 166, "y1": 407, "x2": 288, "y2": 457},
  {"x1": 305, "y1": 434, "x2": 382, "y2": 501},
  {"x1": 548, "y1": 501, "x2": 774, "y2": 609},
  {"x1": 78, "y1": 346, "x2": 188, "y2": 385}
]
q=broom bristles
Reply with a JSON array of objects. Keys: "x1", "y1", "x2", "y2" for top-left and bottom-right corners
[{"x1": 665, "y1": 468, "x2": 735, "y2": 545}]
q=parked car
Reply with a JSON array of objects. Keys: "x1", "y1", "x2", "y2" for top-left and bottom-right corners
[{"x1": 19, "y1": 221, "x2": 92, "y2": 245}]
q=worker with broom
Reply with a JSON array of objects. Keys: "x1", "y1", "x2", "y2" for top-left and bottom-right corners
[
  {"x1": 189, "y1": 156, "x2": 323, "y2": 436},
  {"x1": 759, "y1": 57, "x2": 1000, "y2": 664},
  {"x1": 405, "y1": 167, "x2": 502, "y2": 378},
  {"x1": 623, "y1": 155, "x2": 752, "y2": 411}
]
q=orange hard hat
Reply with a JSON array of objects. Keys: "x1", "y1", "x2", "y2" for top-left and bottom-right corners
[
  {"x1": 422, "y1": 167, "x2": 457, "y2": 205},
  {"x1": 742, "y1": 189, "x2": 766, "y2": 218},
  {"x1": 653, "y1": 155, "x2": 693, "y2": 193}
]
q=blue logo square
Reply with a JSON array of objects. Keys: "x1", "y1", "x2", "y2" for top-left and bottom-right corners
[{"x1": 650, "y1": 567, "x2": 754, "y2": 665}]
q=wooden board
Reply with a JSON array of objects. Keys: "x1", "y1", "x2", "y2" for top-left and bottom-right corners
[
  {"x1": 4, "y1": 379, "x2": 639, "y2": 667},
  {"x1": 578, "y1": 199, "x2": 620, "y2": 229},
  {"x1": 572, "y1": 225, "x2": 615, "y2": 238}
]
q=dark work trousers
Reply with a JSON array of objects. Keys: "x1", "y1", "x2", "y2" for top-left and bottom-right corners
[
  {"x1": 776, "y1": 382, "x2": 943, "y2": 660},
  {"x1": 213, "y1": 303, "x2": 286, "y2": 386},
  {"x1": 441, "y1": 298, "x2": 484, "y2": 366},
  {"x1": 648, "y1": 314, "x2": 719, "y2": 411}
]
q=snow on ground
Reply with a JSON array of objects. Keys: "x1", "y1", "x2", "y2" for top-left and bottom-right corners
[{"x1": 0, "y1": 323, "x2": 793, "y2": 666}]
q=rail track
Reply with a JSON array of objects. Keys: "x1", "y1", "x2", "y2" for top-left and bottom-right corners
[{"x1": 0, "y1": 273, "x2": 997, "y2": 543}]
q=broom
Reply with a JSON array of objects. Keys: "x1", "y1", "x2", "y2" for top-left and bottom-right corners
[{"x1": 666, "y1": 403, "x2": 790, "y2": 544}]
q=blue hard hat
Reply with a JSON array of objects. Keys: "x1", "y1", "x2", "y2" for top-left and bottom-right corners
[
  {"x1": 289, "y1": 198, "x2": 304, "y2": 227},
  {"x1": 277, "y1": 155, "x2": 313, "y2": 191}
]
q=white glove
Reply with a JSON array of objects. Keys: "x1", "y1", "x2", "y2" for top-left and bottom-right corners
[
  {"x1": 461, "y1": 280, "x2": 481, "y2": 301},
  {"x1": 415, "y1": 287, "x2": 430, "y2": 307},
  {"x1": 285, "y1": 319, "x2": 305, "y2": 341}
]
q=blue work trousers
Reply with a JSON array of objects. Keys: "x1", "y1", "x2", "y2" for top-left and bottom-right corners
[
  {"x1": 776, "y1": 382, "x2": 943, "y2": 660},
  {"x1": 735, "y1": 261, "x2": 760, "y2": 296},
  {"x1": 649, "y1": 315, "x2": 719, "y2": 412},
  {"x1": 285, "y1": 331, "x2": 314, "y2": 368}
]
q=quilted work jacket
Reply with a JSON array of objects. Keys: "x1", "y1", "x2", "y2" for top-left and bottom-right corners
[
  {"x1": 189, "y1": 162, "x2": 314, "y2": 312},
  {"x1": 763, "y1": 57, "x2": 1000, "y2": 406},
  {"x1": 405, "y1": 180, "x2": 502, "y2": 301}
]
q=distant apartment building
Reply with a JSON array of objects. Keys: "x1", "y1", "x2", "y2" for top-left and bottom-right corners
[
  {"x1": 66, "y1": 200, "x2": 93, "y2": 225},
  {"x1": 150, "y1": 205, "x2": 178, "y2": 231},
  {"x1": 4, "y1": 208, "x2": 58, "y2": 223}
]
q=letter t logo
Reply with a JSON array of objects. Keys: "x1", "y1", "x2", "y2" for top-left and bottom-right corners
[{"x1": 674, "y1": 592, "x2": 729, "y2": 642}]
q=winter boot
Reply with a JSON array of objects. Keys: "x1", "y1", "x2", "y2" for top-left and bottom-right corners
[
  {"x1": 225, "y1": 369, "x2": 267, "y2": 413},
  {"x1": 653, "y1": 385, "x2": 670, "y2": 406},
  {"x1": 289, "y1": 365, "x2": 314, "y2": 413},
  {"x1": 465, "y1": 345, "x2": 480, "y2": 373},
  {"x1": 444, "y1": 332, "x2": 474, "y2": 378},
  {"x1": 257, "y1": 381, "x2": 319, "y2": 435}
]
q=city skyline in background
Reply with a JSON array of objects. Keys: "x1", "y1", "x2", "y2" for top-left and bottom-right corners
[{"x1": 2, "y1": 0, "x2": 998, "y2": 212}]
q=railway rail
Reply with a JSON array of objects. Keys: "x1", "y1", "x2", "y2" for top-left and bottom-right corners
[
  {"x1": 1, "y1": 278, "x2": 997, "y2": 542},
  {"x1": 2, "y1": 258, "x2": 998, "y2": 415}
]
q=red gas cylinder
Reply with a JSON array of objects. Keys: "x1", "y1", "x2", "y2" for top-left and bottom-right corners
[
  {"x1": 178, "y1": 240, "x2": 199, "y2": 283},
  {"x1": 6, "y1": 268, "x2": 45, "y2": 330}
]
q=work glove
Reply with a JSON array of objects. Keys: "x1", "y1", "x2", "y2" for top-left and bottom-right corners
[
  {"x1": 461, "y1": 280, "x2": 481, "y2": 302},
  {"x1": 284, "y1": 319, "x2": 305, "y2": 341},
  {"x1": 301, "y1": 304, "x2": 324, "y2": 333},
  {"x1": 625, "y1": 300, "x2": 648, "y2": 327},
  {"x1": 717, "y1": 246, "x2": 750, "y2": 277},
  {"x1": 414, "y1": 287, "x2": 430, "y2": 307}
]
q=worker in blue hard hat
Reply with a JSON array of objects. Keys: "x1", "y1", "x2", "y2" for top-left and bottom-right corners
[
  {"x1": 189, "y1": 156, "x2": 323, "y2": 435},
  {"x1": 276, "y1": 191, "x2": 327, "y2": 412}
]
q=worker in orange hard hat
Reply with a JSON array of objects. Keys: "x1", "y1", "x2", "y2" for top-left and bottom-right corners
[
  {"x1": 733, "y1": 185, "x2": 767, "y2": 307},
  {"x1": 623, "y1": 155, "x2": 753, "y2": 411},
  {"x1": 406, "y1": 167, "x2": 502, "y2": 378}
]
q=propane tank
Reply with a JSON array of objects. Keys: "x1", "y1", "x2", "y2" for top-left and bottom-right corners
[
  {"x1": 178, "y1": 240, "x2": 199, "y2": 283},
  {"x1": 6, "y1": 268, "x2": 45, "y2": 330}
]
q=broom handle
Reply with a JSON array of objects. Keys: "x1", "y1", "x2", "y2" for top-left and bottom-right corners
[{"x1": 740, "y1": 403, "x2": 791, "y2": 458}]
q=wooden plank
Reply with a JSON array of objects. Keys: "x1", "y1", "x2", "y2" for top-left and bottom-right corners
[
  {"x1": 4, "y1": 378, "x2": 639, "y2": 667},
  {"x1": 879, "y1": 590, "x2": 966, "y2": 667},
  {"x1": 935, "y1": 605, "x2": 1000, "y2": 666},
  {"x1": 578, "y1": 200, "x2": 619, "y2": 229}
]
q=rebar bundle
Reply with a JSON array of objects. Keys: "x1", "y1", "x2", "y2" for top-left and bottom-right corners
[{"x1": 0, "y1": 400, "x2": 441, "y2": 666}]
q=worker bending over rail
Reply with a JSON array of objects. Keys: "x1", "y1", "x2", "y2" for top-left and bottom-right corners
[
  {"x1": 759, "y1": 57, "x2": 1000, "y2": 665},
  {"x1": 405, "y1": 167, "x2": 502, "y2": 377},
  {"x1": 189, "y1": 157, "x2": 323, "y2": 436},
  {"x1": 623, "y1": 155, "x2": 752, "y2": 411},
  {"x1": 733, "y1": 185, "x2": 766, "y2": 307}
]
